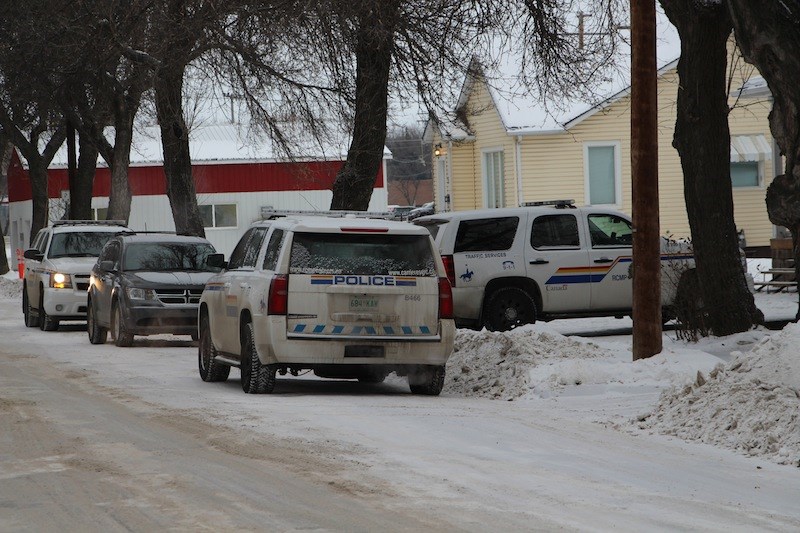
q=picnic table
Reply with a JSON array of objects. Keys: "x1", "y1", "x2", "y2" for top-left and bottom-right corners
[{"x1": 754, "y1": 268, "x2": 797, "y2": 293}]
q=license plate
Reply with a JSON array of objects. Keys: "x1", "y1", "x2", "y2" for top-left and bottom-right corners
[
  {"x1": 344, "y1": 345, "x2": 385, "y2": 358},
  {"x1": 349, "y1": 297, "x2": 378, "y2": 310}
]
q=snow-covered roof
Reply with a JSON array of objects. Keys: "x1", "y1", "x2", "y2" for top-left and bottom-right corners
[
  {"x1": 435, "y1": 10, "x2": 682, "y2": 139},
  {"x1": 48, "y1": 121, "x2": 392, "y2": 169},
  {"x1": 733, "y1": 75, "x2": 771, "y2": 99}
]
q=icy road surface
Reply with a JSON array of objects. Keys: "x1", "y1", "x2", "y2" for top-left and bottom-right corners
[{"x1": 0, "y1": 289, "x2": 799, "y2": 531}]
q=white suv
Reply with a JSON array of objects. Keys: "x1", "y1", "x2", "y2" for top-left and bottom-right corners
[
  {"x1": 23, "y1": 220, "x2": 131, "y2": 330},
  {"x1": 198, "y1": 215, "x2": 456, "y2": 395},
  {"x1": 414, "y1": 201, "x2": 697, "y2": 331}
]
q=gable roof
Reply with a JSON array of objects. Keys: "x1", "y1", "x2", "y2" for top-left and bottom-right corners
[{"x1": 433, "y1": 10, "x2": 682, "y2": 140}]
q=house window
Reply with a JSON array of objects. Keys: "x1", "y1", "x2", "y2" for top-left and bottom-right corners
[
  {"x1": 199, "y1": 203, "x2": 238, "y2": 228},
  {"x1": 92, "y1": 207, "x2": 108, "y2": 221},
  {"x1": 483, "y1": 150, "x2": 505, "y2": 208},
  {"x1": 731, "y1": 161, "x2": 760, "y2": 188},
  {"x1": 585, "y1": 143, "x2": 621, "y2": 205}
]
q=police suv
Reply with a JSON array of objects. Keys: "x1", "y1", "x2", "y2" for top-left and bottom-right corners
[
  {"x1": 198, "y1": 214, "x2": 456, "y2": 395},
  {"x1": 413, "y1": 201, "x2": 698, "y2": 331},
  {"x1": 22, "y1": 220, "x2": 131, "y2": 330}
]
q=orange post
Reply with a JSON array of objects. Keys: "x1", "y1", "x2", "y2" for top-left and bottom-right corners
[{"x1": 16, "y1": 248, "x2": 24, "y2": 279}]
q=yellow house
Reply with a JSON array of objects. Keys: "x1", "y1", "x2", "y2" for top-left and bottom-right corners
[{"x1": 426, "y1": 51, "x2": 776, "y2": 250}]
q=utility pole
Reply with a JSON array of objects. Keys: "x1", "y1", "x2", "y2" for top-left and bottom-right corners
[{"x1": 630, "y1": 0, "x2": 662, "y2": 360}]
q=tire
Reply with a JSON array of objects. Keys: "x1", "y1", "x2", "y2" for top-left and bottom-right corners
[
  {"x1": 408, "y1": 365, "x2": 446, "y2": 396},
  {"x1": 483, "y1": 287, "x2": 537, "y2": 332},
  {"x1": 23, "y1": 285, "x2": 40, "y2": 328},
  {"x1": 87, "y1": 299, "x2": 107, "y2": 345},
  {"x1": 198, "y1": 315, "x2": 230, "y2": 382},
  {"x1": 111, "y1": 301, "x2": 134, "y2": 347},
  {"x1": 39, "y1": 289, "x2": 59, "y2": 331},
  {"x1": 240, "y1": 322, "x2": 276, "y2": 394}
]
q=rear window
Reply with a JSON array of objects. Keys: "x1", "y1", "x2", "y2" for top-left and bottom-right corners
[
  {"x1": 454, "y1": 217, "x2": 518, "y2": 253},
  {"x1": 122, "y1": 242, "x2": 219, "y2": 272},
  {"x1": 49, "y1": 231, "x2": 118, "y2": 258},
  {"x1": 289, "y1": 233, "x2": 436, "y2": 276}
]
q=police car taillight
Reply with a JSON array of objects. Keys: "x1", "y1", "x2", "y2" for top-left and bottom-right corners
[
  {"x1": 438, "y1": 277, "x2": 454, "y2": 319},
  {"x1": 441, "y1": 255, "x2": 456, "y2": 287},
  {"x1": 268, "y1": 274, "x2": 288, "y2": 315}
]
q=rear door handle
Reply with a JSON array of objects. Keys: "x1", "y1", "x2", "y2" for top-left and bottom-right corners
[
  {"x1": 594, "y1": 257, "x2": 614, "y2": 264},
  {"x1": 529, "y1": 259, "x2": 549, "y2": 265}
]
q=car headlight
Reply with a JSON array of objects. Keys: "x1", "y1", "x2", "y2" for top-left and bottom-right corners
[
  {"x1": 49, "y1": 272, "x2": 72, "y2": 289},
  {"x1": 127, "y1": 287, "x2": 157, "y2": 300}
]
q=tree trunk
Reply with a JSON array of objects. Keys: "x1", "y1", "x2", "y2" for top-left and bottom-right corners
[
  {"x1": 330, "y1": 5, "x2": 399, "y2": 211},
  {"x1": 726, "y1": 0, "x2": 800, "y2": 319},
  {"x1": 0, "y1": 232, "x2": 8, "y2": 275},
  {"x1": 0, "y1": 139, "x2": 11, "y2": 274},
  {"x1": 661, "y1": 0, "x2": 763, "y2": 334},
  {"x1": 106, "y1": 110, "x2": 134, "y2": 223},
  {"x1": 28, "y1": 159, "x2": 51, "y2": 245},
  {"x1": 154, "y1": 63, "x2": 205, "y2": 236},
  {"x1": 69, "y1": 133, "x2": 97, "y2": 220}
]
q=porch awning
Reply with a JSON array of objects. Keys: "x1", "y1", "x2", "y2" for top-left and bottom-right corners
[{"x1": 730, "y1": 134, "x2": 772, "y2": 163}]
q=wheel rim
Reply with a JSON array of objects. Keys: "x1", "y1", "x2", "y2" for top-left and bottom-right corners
[
  {"x1": 491, "y1": 290, "x2": 534, "y2": 330},
  {"x1": 503, "y1": 306, "x2": 519, "y2": 322}
]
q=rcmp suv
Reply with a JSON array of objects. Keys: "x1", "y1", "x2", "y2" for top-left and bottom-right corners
[
  {"x1": 22, "y1": 220, "x2": 130, "y2": 331},
  {"x1": 198, "y1": 215, "x2": 456, "y2": 395},
  {"x1": 414, "y1": 201, "x2": 695, "y2": 331},
  {"x1": 87, "y1": 233, "x2": 219, "y2": 347}
]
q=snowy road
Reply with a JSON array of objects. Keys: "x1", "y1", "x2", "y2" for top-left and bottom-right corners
[{"x1": 1, "y1": 294, "x2": 799, "y2": 532}]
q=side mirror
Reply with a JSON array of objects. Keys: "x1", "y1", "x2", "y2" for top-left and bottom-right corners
[
  {"x1": 23, "y1": 249, "x2": 43, "y2": 261},
  {"x1": 99, "y1": 260, "x2": 117, "y2": 272},
  {"x1": 207, "y1": 253, "x2": 227, "y2": 269}
]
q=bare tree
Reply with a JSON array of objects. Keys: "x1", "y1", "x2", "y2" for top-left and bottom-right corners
[
  {"x1": 57, "y1": 1, "x2": 160, "y2": 224},
  {"x1": 658, "y1": 0, "x2": 763, "y2": 334},
  {"x1": 726, "y1": 0, "x2": 800, "y2": 320},
  {"x1": 0, "y1": 137, "x2": 11, "y2": 274},
  {"x1": 0, "y1": 2, "x2": 74, "y2": 241},
  {"x1": 386, "y1": 126, "x2": 430, "y2": 205}
]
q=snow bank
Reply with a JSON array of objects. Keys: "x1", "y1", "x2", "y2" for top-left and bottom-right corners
[
  {"x1": 639, "y1": 324, "x2": 800, "y2": 466},
  {"x1": 0, "y1": 275, "x2": 22, "y2": 299},
  {"x1": 444, "y1": 324, "x2": 609, "y2": 400}
]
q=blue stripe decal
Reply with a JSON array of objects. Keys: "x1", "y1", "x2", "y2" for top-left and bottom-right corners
[
  {"x1": 310, "y1": 279, "x2": 333, "y2": 285},
  {"x1": 290, "y1": 324, "x2": 432, "y2": 336},
  {"x1": 204, "y1": 284, "x2": 226, "y2": 291},
  {"x1": 547, "y1": 274, "x2": 594, "y2": 284}
]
